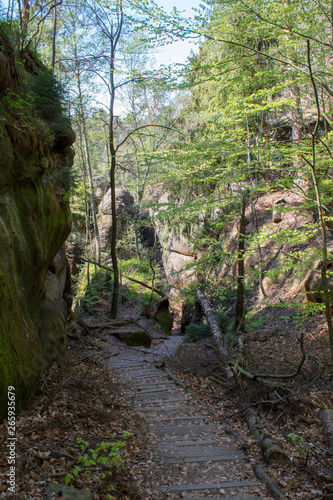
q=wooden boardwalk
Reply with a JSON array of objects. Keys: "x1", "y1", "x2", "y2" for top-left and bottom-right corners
[{"x1": 111, "y1": 349, "x2": 271, "y2": 499}]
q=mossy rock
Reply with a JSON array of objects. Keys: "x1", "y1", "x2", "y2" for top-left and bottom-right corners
[
  {"x1": 155, "y1": 311, "x2": 173, "y2": 335},
  {"x1": 0, "y1": 31, "x2": 74, "y2": 419},
  {"x1": 0, "y1": 51, "x2": 10, "y2": 92},
  {"x1": 114, "y1": 326, "x2": 152, "y2": 348}
]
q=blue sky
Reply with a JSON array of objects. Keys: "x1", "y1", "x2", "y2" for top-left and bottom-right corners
[{"x1": 153, "y1": 0, "x2": 202, "y2": 65}]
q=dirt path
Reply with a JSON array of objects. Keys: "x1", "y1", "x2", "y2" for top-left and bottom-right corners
[{"x1": 107, "y1": 333, "x2": 272, "y2": 499}]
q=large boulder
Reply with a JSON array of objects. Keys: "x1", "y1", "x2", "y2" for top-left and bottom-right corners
[{"x1": 114, "y1": 325, "x2": 152, "y2": 348}]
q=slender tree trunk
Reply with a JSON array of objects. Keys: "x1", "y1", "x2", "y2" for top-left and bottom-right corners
[
  {"x1": 234, "y1": 193, "x2": 247, "y2": 332},
  {"x1": 306, "y1": 40, "x2": 333, "y2": 356},
  {"x1": 51, "y1": 0, "x2": 58, "y2": 69},
  {"x1": 23, "y1": 0, "x2": 30, "y2": 22},
  {"x1": 109, "y1": 39, "x2": 119, "y2": 319},
  {"x1": 74, "y1": 43, "x2": 101, "y2": 264}
]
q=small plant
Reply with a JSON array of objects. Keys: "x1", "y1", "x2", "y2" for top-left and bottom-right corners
[
  {"x1": 79, "y1": 270, "x2": 111, "y2": 314},
  {"x1": 65, "y1": 431, "x2": 133, "y2": 493},
  {"x1": 2, "y1": 90, "x2": 33, "y2": 119},
  {"x1": 245, "y1": 312, "x2": 266, "y2": 331},
  {"x1": 288, "y1": 432, "x2": 308, "y2": 458}
]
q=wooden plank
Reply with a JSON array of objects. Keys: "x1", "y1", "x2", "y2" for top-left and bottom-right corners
[
  {"x1": 186, "y1": 497, "x2": 263, "y2": 500},
  {"x1": 146, "y1": 416, "x2": 208, "y2": 422},
  {"x1": 151, "y1": 480, "x2": 258, "y2": 492},
  {"x1": 167, "y1": 453, "x2": 246, "y2": 462},
  {"x1": 158, "y1": 439, "x2": 223, "y2": 447},
  {"x1": 160, "y1": 449, "x2": 244, "y2": 458},
  {"x1": 150, "y1": 424, "x2": 217, "y2": 432},
  {"x1": 137, "y1": 388, "x2": 172, "y2": 394}
]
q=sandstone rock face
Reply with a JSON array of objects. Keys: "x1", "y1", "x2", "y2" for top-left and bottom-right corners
[
  {"x1": 153, "y1": 298, "x2": 173, "y2": 335},
  {"x1": 147, "y1": 187, "x2": 196, "y2": 287},
  {"x1": 97, "y1": 188, "x2": 134, "y2": 251},
  {"x1": 304, "y1": 260, "x2": 333, "y2": 309},
  {"x1": 0, "y1": 28, "x2": 74, "y2": 418},
  {"x1": 114, "y1": 326, "x2": 152, "y2": 348},
  {"x1": 40, "y1": 247, "x2": 71, "y2": 364}
]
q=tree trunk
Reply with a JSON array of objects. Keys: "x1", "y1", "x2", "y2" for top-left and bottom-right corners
[
  {"x1": 306, "y1": 40, "x2": 333, "y2": 356},
  {"x1": 254, "y1": 465, "x2": 286, "y2": 500},
  {"x1": 244, "y1": 408, "x2": 289, "y2": 465},
  {"x1": 51, "y1": 0, "x2": 58, "y2": 69},
  {"x1": 74, "y1": 42, "x2": 101, "y2": 264},
  {"x1": 196, "y1": 290, "x2": 228, "y2": 357},
  {"x1": 109, "y1": 38, "x2": 119, "y2": 318},
  {"x1": 234, "y1": 193, "x2": 247, "y2": 331},
  {"x1": 320, "y1": 409, "x2": 333, "y2": 450}
]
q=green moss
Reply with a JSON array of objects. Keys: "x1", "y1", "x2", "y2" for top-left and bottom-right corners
[{"x1": 0, "y1": 31, "x2": 74, "y2": 419}]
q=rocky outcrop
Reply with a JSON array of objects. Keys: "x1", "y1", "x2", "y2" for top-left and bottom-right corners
[
  {"x1": 97, "y1": 188, "x2": 134, "y2": 251},
  {"x1": 147, "y1": 187, "x2": 197, "y2": 288},
  {"x1": 40, "y1": 247, "x2": 72, "y2": 364},
  {"x1": 0, "y1": 28, "x2": 74, "y2": 418},
  {"x1": 114, "y1": 325, "x2": 152, "y2": 348}
]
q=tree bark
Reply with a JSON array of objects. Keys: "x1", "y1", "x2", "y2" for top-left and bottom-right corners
[
  {"x1": 306, "y1": 40, "x2": 333, "y2": 356},
  {"x1": 244, "y1": 408, "x2": 289, "y2": 465},
  {"x1": 74, "y1": 39, "x2": 101, "y2": 264},
  {"x1": 109, "y1": 48, "x2": 119, "y2": 318},
  {"x1": 51, "y1": 0, "x2": 58, "y2": 69},
  {"x1": 197, "y1": 290, "x2": 228, "y2": 357},
  {"x1": 234, "y1": 193, "x2": 247, "y2": 331},
  {"x1": 320, "y1": 409, "x2": 333, "y2": 450},
  {"x1": 254, "y1": 465, "x2": 286, "y2": 499}
]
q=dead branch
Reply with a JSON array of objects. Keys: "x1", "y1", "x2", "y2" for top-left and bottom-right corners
[
  {"x1": 254, "y1": 464, "x2": 286, "y2": 499},
  {"x1": 197, "y1": 290, "x2": 228, "y2": 356},
  {"x1": 244, "y1": 408, "x2": 289, "y2": 465}
]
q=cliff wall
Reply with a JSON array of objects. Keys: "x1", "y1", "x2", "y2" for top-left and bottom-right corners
[{"x1": 0, "y1": 27, "x2": 74, "y2": 418}]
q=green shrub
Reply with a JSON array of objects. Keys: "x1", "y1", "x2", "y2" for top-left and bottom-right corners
[
  {"x1": 215, "y1": 309, "x2": 233, "y2": 332},
  {"x1": 184, "y1": 322, "x2": 211, "y2": 342},
  {"x1": 79, "y1": 270, "x2": 111, "y2": 314},
  {"x1": 303, "y1": 179, "x2": 333, "y2": 220},
  {"x1": 28, "y1": 70, "x2": 68, "y2": 121}
]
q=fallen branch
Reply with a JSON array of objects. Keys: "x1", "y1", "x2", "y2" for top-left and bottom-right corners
[
  {"x1": 254, "y1": 464, "x2": 286, "y2": 499},
  {"x1": 244, "y1": 408, "x2": 289, "y2": 465},
  {"x1": 197, "y1": 290, "x2": 228, "y2": 357}
]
